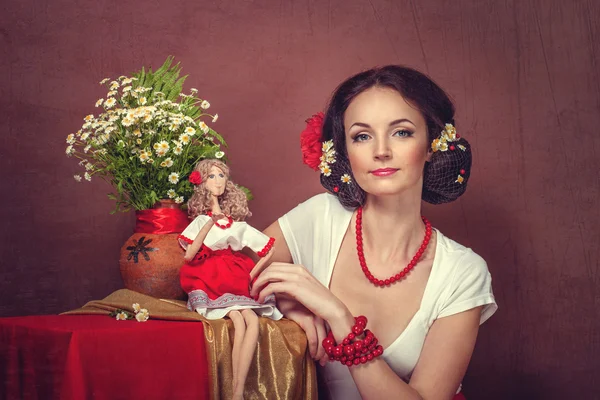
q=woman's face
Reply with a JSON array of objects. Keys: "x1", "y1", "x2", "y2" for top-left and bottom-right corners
[
  {"x1": 344, "y1": 86, "x2": 431, "y2": 198},
  {"x1": 205, "y1": 165, "x2": 227, "y2": 197}
]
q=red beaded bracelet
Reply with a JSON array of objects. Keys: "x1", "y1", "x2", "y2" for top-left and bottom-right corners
[{"x1": 322, "y1": 316, "x2": 383, "y2": 366}]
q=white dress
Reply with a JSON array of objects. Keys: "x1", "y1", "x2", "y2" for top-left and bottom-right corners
[
  {"x1": 179, "y1": 215, "x2": 283, "y2": 321},
  {"x1": 278, "y1": 193, "x2": 498, "y2": 399}
]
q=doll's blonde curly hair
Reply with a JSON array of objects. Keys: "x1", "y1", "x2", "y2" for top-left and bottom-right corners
[{"x1": 187, "y1": 159, "x2": 251, "y2": 221}]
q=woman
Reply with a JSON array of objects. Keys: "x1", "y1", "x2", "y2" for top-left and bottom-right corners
[
  {"x1": 178, "y1": 159, "x2": 278, "y2": 400},
  {"x1": 251, "y1": 66, "x2": 497, "y2": 399}
]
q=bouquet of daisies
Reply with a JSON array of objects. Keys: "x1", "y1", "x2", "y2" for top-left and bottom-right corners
[{"x1": 66, "y1": 57, "x2": 227, "y2": 212}]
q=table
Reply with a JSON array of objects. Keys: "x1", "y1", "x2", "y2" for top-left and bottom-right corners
[{"x1": 0, "y1": 315, "x2": 210, "y2": 400}]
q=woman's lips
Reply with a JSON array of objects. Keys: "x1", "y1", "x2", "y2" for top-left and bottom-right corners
[{"x1": 370, "y1": 168, "x2": 399, "y2": 177}]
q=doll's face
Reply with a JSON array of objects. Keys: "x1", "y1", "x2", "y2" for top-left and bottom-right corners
[{"x1": 205, "y1": 165, "x2": 227, "y2": 197}]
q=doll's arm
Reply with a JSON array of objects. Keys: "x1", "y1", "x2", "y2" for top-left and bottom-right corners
[
  {"x1": 249, "y1": 247, "x2": 275, "y2": 281},
  {"x1": 184, "y1": 219, "x2": 215, "y2": 262}
]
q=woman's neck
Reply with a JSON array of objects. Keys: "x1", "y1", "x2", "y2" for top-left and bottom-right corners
[{"x1": 360, "y1": 193, "x2": 428, "y2": 264}]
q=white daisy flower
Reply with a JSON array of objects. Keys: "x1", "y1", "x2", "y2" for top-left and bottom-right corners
[
  {"x1": 153, "y1": 140, "x2": 169, "y2": 156},
  {"x1": 66, "y1": 134, "x2": 75, "y2": 144},
  {"x1": 84, "y1": 172, "x2": 91, "y2": 181},
  {"x1": 142, "y1": 113, "x2": 153, "y2": 123},
  {"x1": 122, "y1": 116, "x2": 134, "y2": 127},
  {"x1": 139, "y1": 97, "x2": 147, "y2": 105},
  {"x1": 185, "y1": 127, "x2": 196, "y2": 136},
  {"x1": 179, "y1": 133, "x2": 191, "y2": 145},
  {"x1": 105, "y1": 98, "x2": 117, "y2": 109},
  {"x1": 147, "y1": 158, "x2": 154, "y2": 164},
  {"x1": 122, "y1": 86, "x2": 132, "y2": 92},
  {"x1": 122, "y1": 78, "x2": 133, "y2": 85},
  {"x1": 167, "y1": 189, "x2": 176, "y2": 199},
  {"x1": 199, "y1": 121, "x2": 209, "y2": 133},
  {"x1": 95, "y1": 98, "x2": 104, "y2": 107},
  {"x1": 116, "y1": 312, "x2": 128, "y2": 321},
  {"x1": 84, "y1": 145, "x2": 91, "y2": 153},
  {"x1": 175, "y1": 196, "x2": 184, "y2": 204},
  {"x1": 200, "y1": 100, "x2": 210, "y2": 109},
  {"x1": 215, "y1": 151, "x2": 225, "y2": 159},
  {"x1": 136, "y1": 138, "x2": 142, "y2": 145},
  {"x1": 109, "y1": 81, "x2": 119, "y2": 90},
  {"x1": 139, "y1": 150, "x2": 150, "y2": 163},
  {"x1": 74, "y1": 175, "x2": 82, "y2": 182},
  {"x1": 133, "y1": 129, "x2": 142, "y2": 137},
  {"x1": 168, "y1": 172, "x2": 180, "y2": 184},
  {"x1": 322, "y1": 140, "x2": 334, "y2": 152},
  {"x1": 132, "y1": 303, "x2": 141, "y2": 313},
  {"x1": 85, "y1": 163, "x2": 94, "y2": 171},
  {"x1": 319, "y1": 164, "x2": 332, "y2": 177},
  {"x1": 80, "y1": 132, "x2": 90, "y2": 141},
  {"x1": 341, "y1": 174, "x2": 352, "y2": 183},
  {"x1": 99, "y1": 78, "x2": 110, "y2": 85},
  {"x1": 135, "y1": 309, "x2": 149, "y2": 322},
  {"x1": 65, "y1": 145, "x2": 74, "y2": 156},
  {"x1": 107, "y1": 90, "x2": 117, "y2": 97},
  {"x1": 84, "y1": 114, "x2": 94, "y2": 122},
  {"x1": 173, "y1": 146, "x2": 183, "y2": 155},
  {"x1": 163, "y1": 157, "x2": 173, "y2": 167},
  {"x1": 212, "y1": 114, "x2": 218, "y2": 123},
  {"x1": 190, "y1": 88, "x2": 198, "y2": 95}
]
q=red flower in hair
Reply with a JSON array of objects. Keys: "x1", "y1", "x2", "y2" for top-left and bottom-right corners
[
  {"x1": 189, "y1": 171, "x2": 202, "y2": 185},
  {"x1": 300, "y1": 112, "x2": 325, "y2": 171}
]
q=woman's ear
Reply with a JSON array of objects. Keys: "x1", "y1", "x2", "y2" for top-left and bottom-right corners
[{"x1": 426, "y1": 148, "x2": 433, "y2": 162}]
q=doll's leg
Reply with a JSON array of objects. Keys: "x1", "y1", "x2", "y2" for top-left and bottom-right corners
[
  {"x1": 228, "y1": 310, "x2": 246, "y2": 391},
  {"x1": 232, "y1": 309, "x2": 259, "y2": 399}
]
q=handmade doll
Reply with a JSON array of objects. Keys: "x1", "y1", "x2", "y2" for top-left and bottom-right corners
[{"x1": 178, "y1": 159, "x2": 280, "y2": 400}]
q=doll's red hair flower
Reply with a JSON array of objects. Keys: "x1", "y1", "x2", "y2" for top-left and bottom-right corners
[
  {"x1": 300, "y1": 112, "x2": 325, "y2": 171},
  {"x1": 189, "y1": 171, "x2": 202, "y2": 185}
]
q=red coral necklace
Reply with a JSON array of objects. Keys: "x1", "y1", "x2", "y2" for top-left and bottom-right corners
[
  {"x1": 356, "y1": 207, "x2": 432, "y2": 287},
  {"x1": 207, "y1": 211, "x2": 233, "y2": 229}
]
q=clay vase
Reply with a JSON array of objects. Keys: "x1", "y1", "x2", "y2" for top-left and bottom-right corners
[{"x1": 119, "y1": 200, "x2": 190, "y2": 300}]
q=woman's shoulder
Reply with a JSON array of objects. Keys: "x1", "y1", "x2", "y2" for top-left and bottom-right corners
[{"x1": 435, "y1": 230, "x2": 487, "y2": 268}]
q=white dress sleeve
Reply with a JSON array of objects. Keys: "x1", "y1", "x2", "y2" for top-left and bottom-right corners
[
  {"x1": 438, "y1": 251, "x2": 497, "y2": 324},
  {"x1": 277, "y1": 193, "x2": 352, "y2": 286},
  {"x1": 177, "y1": 215, "x2": 211, "y2": 250},
  {"x1": 242, "y1": 224, "x2": 275, "y2": 256},
  {"x1": 277, "y1": 194, "x2": 332, "y2": 274}
]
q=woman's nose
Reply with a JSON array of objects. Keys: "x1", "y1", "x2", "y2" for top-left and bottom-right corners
[{"x1": 374, "y1": 139, "x2": 392, "y2": 160}]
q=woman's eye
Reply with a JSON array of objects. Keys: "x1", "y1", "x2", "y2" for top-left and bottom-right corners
[
  {"x1": 219, "y1": 174, "x2": 224, "y2": 178},
  {"x1": 209, "y1": 174, "x2": 215, "y2": 179},
  {"x1": 393, "y1": 129, "x2": 413, "y2": 138},
  {"x1": 352, "y1": 133, "x2": 370, "y2": 142}
]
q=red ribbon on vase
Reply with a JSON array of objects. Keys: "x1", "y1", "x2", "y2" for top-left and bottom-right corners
[{"x1": 135, "y1": 208, "x2": 190, "y2": 234}]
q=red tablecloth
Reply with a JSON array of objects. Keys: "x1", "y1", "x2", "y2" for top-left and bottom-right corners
[{"x1": 0, "y1": 315, "x2": 210, "y2": 400}]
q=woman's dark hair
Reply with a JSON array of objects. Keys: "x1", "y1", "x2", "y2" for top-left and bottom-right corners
[{"x1": 320, "y1": 65, "x2": 471, "y2": 207}]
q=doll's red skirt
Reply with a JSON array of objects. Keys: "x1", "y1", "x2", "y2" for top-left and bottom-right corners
[{"x1": 180, "y1": 245, "x2": 254, "y2": 299}]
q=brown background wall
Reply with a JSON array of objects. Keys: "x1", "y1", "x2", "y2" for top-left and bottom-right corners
[{"x1": 1, "y1": 1, "x2": 598, "y2": 399}]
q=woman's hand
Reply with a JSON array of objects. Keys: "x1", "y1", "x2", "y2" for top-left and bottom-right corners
[
  {"x1": 251, "y1": 263, "x2": 343, "y2": 321},
  {"x1": 250, "y1": 262, "x2": 354, "y2": 362},
  {"x1": 276, "y1": 294, "x2": 329, "y2": 364}
]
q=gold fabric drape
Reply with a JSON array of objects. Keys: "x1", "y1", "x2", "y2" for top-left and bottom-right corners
[{"x1": 62, "y1": 289, "x2": 317, "y2": 399}]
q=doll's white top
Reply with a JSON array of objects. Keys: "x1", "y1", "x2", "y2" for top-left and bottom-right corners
[
  {"x1": 278, "y1": 193, "x2": 497, "y2": 399},
  {"x1": 178, "y1": 215, "x2": 272, "y2": 254}
]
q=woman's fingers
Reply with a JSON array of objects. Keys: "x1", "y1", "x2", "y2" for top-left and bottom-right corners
[
  {"x1": 314, "y1": 316, "x2": 327, "y2": 361},
  {"x1": 300, "y1": 317, "x2": 319, "y2": 358}
]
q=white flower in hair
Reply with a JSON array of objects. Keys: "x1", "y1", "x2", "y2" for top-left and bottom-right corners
[{"x1": 319, "y1": 164, "x2": 332, "y2": 177}]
